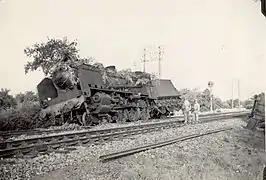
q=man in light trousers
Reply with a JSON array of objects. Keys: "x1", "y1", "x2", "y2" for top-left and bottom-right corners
[
  {"x1": 183, "y1": 99, "x2": 191, "y2": 124},
  {"x1": 193, "y1": 99, "x2": 200, "y2": 124}
]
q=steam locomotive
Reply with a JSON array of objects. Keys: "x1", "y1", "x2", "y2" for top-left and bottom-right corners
[{"x1": 37, "y1": 63, "x2": 182, "y2": 126}]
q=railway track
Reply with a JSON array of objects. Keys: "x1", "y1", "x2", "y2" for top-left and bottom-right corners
[
  {"x1": 99, "y1": 127, "x2": 233, "y2": 162},
  {"x1": 0, "y1": 111, "x2": 249, "y2": 140},
  {"x1": 0, "y1": 111, "x2": 248, "y2": 158}
]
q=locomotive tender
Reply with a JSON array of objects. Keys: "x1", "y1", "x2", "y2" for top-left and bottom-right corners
[{"x1": 37, "y1": 63, "x2": 182, "y2": 126}]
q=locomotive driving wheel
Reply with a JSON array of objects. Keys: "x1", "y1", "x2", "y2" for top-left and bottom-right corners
[
  {"x1": 159, "y1": 106, "x2": 167, "y2": 119},
  {"x1": 159, "y1": 106, "x2": 167, "y2": 114},
  {"x1": 128, "y1": 108, "x2": 138, "y2": 122},
  {"x1": 111, "y1": 113, "x2": 118, "y2": 123},
  {"x1": 140, "y1": 108, "x2": 149, "y2": 121},
  {"x1": 81, "y1": 112, "x2": 93, "y2": 126},
  {"x1": 116, "y1": 110, "x2": 124, "y2": 123}
]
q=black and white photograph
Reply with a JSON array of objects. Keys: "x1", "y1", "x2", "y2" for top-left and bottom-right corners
[{"x1": 0, "y1": 0, "x2": 265, "y2": 179}]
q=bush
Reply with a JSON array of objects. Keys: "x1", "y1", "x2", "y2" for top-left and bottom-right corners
[
  {"x1": 0, "y1": 88, "x2": 17, "y2": 111},
  {"x1": 0, "y1": 101, "x2": 44, "y2": 131}
]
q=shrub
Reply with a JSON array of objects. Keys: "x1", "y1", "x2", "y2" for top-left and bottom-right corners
[{"x1": 0, "y1": 101, "x2": 43, "y2": 131}]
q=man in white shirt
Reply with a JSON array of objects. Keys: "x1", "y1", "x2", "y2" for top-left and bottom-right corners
[
  {"x1": 183, "y1": 98, "x2": 191, "y2": 124},
  {"x1": 193, "y1": 99, "x2": 200, "y2": 124}
]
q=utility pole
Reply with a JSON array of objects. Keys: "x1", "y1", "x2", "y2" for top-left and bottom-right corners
[
  {"x1": 141, "y1": 48, "x2": 147, "y2": 72},
  {"x1": 133, "y1": 60, "x2": 137, "y2": 71},
  {"x1": 140, "y1": 45, "x2": 163, "y2": 78},
  {"x1": 210, "y1": 88, "x2": 213, "y2": 112},
  {"x1": 158, "y1": 46, "x2": 162, "y2": 79},
  {"x1": 208, "y1": 81, "x2": 214, "y2": 112}
]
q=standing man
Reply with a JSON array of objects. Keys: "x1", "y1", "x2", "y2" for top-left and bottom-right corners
[
  {"x1": 183, "y1": 98, "x2": 191, "y2": 124},
  {"x1": 193, "y1": 99, "x2": 200, "y2": 124}
]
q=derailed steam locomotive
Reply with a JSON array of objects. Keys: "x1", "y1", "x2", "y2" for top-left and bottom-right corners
[{"x1": 37, "y1": 62, "x2": 182, "y2": 126}]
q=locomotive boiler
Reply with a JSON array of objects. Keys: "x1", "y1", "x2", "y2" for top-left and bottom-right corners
[{"x1": 37, "y1": 63, "x2": 182, "y2": 126}]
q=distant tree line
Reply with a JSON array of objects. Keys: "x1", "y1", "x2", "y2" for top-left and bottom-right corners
[
  {"x1": 0, "y1": 87, "x2": 254, "y2": 113},
  {"x1": 0, "y1": 89, "x2": 38, "y2": 112},
  {"x1": 178, "y1": 88, "x2": 254, "y2": 111}
]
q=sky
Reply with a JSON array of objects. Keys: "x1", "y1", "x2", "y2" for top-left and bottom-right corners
[{"x1": 0, "y1": 0, "x2": 265, "y2": 101}]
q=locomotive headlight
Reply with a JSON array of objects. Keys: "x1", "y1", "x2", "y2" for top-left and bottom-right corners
[{"x1": 47, "y1": 97, "x2": 51, "y2": 101}]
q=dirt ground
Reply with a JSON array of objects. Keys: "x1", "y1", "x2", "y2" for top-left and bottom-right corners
[{"x1": 1, "y1": 118, "x2": 265, "y2": 180}]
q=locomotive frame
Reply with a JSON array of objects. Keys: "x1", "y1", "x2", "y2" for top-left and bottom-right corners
[{"x1": 37, "y1": 63, "x2": 181, "y2": 126}]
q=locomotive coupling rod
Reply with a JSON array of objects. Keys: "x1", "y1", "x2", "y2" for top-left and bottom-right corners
[{"x1": 99, "y1": 127, "x2": 233, "y2": 162}]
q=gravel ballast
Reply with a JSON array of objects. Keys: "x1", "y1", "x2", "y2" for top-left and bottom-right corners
[
  {"x1": 0, "y1": 118, "x2": 264, "y2": 180},
  {"x1": 6, "y1": 111, "x2": 247, "y2": 141}
]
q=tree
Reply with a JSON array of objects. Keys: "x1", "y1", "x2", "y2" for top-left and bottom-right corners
[
  {"x1": 118, "y1": 68, "x2": 132, "y2": 74},
  {"x1": 197, "y1": 88, "x2": 211, "y2": 111},
  {"x1": 15, "y1": 91, "x2": 38, "y2": 104},
  {"x1": 0, "y1": 88, "x2": 17, "y2": 110},
  {"x1": 226, "y1": 99, "x2": 241, "y2": 108},
  {"x1": 15, "y1": 93, "x2": 24, "y2": 104},
  {"x1": 178, "y1": 88, "x2": 257, "y2": 111},
  {"x1": 178, "y1": 88, "x2": 225, "y2": 112},
  {"x1": 221, "y1": 102, "x2": 230, "y2": 109},
  {"x1": 213, "y1": 97, "x2": 223, "y2": 110},
  {"x1": 24, "y1": 37, "x2": 94, "y2": 76},
  {"x1": 179, "y1": 88, "x2": 200, "y2": 103},
  {"x1": 242, "y1": 99, "x2": 255, "y2": 109}
]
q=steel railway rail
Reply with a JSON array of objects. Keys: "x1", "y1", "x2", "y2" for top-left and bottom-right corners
[
  {"x1": 0, "y1": 111, "x2": 248, "y2": 158},
  {"x1": 99, "y1": 127, "x2": 233, "y2": 162},
  {"x1": 0, "y1": 111, "x2": 249, "y2": 140}
]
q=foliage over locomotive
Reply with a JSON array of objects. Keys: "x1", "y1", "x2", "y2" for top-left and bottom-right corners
[{"x1": 37, "y1": 61, "x2": 182, "y2": 126}]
